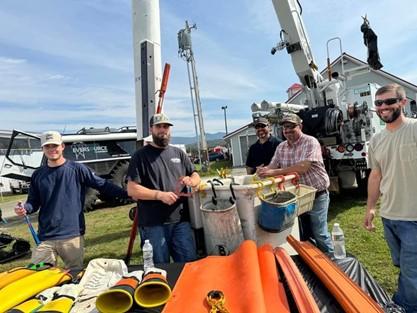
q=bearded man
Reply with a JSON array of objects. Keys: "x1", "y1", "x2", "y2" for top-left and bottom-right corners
[
  {"x1": 364, "y1": 84, "x2": 417, "y2": 312},
  {"x1": 127, "y1": 113, "x2": 200, "y2": 263},
  {"x1": 246, "y1": 117, "x2": 281, "y2": 174}
]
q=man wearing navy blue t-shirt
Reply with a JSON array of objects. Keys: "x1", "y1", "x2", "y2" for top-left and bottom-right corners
[{"x1": 14, "y1": 131, "x2": 127, "y2": 269}]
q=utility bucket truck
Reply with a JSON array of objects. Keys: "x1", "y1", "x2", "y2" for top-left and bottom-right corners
[{"x1": 252, "y1": 0, "x2": 414, "y2": 191}]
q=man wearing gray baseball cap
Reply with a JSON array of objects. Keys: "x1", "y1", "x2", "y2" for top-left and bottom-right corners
[
  {"x1": 127, "y1": 113, "x2": 201, "y2": 263},
  {"x1": 257, "y1": 113, "x2": 333, "y2": 255}
]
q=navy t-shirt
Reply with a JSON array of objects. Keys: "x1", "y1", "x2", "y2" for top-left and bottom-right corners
[
  {"x1": 246, "y1": 136, "x2": 281, "y2": 169},
  {"x1": 127, "y1": 145, "x2": 195, "y2": 226},
  {"x1": 25, "y1": 160, "x2": 127, "y2": 241}
]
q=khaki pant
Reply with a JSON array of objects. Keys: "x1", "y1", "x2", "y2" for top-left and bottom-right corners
[{"x1": 31, "y1": 236, "x2": 84, "y2": 269}]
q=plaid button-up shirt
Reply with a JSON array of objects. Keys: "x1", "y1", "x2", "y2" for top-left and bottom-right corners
[{"x1": 269, "y1": 133, "x2": 329, "y2": 191}]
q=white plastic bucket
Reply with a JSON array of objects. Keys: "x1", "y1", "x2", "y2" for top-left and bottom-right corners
[{"x1": 196, "y1": 175, "x2": 301, "y2": 252}]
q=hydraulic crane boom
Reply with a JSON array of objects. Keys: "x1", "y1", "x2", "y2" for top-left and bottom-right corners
[{"x1": 271, "y1": 0, "x2": 325, "y2": 107}]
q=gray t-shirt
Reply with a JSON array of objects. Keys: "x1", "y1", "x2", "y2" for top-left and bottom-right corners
[
  {"x1": 127, "y1": 145, "x2": 195, "y2": 226},
  {"x1": 368, "y1": 118, "x2": 417, "y2": 220}
]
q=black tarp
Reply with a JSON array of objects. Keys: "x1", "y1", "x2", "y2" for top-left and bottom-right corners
[{"x1": 0, "y1": 232, "x2": 31, "y2": 264}]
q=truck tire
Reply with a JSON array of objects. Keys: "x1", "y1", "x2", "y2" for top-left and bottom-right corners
[
  {"x1": 110, "y1": 161, "x2": 129, "y2": 189},
  {"x1": 84, "y1": 188, "x2": 99, "y2": 212},
  {"x1": 105, "y1": 161, "x2": 132, "y2": 206}
]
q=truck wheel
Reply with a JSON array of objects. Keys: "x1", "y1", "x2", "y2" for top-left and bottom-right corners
[
  {"x1": 111, "y1": 161, "x2": 129, "y2": 189},
  {"x1": 128, "y1": 206, "x2": 136, "y2": 221},
  {"x1": 107, "y1": 161, "x2": 132, "y2": 206},
  {"x1": 84, "y1": 188, "x2": 99, "y2": 212}
]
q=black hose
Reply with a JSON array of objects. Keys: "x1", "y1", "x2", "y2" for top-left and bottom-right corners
[{"x1": 325, "y1": 108, "x2": 342, "y2": 135}]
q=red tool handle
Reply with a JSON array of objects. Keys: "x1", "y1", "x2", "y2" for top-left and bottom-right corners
[{"x1": 156, "y1": 63, "x2": 171, "y2": 114}]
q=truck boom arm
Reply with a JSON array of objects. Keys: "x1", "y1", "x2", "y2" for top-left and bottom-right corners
[{"x1": 271, "y1": 0, "x2": 324, "y2": 107}]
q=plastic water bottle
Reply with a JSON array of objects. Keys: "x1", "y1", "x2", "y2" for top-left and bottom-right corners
[
  {"x1": 332, "y1": 223, "x2": 346, "y2": 259},
  {"x1": 142, "y1": 239, "x2": 154, "y2": 272}
]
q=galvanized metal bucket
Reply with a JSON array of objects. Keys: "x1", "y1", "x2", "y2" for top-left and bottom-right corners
[{"x1": 200, "y1": 199, "x2": 244, "y2": 256}]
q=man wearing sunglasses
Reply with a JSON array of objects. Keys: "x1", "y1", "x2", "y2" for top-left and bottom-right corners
[
  {"x1": 364, "y1": 84, "x2": 417, "y2": 312},
  {"x1": 257, "y1": 113, "x2": 333, "y2": 254},
  {"x1": 245, "y1": 117, "x2": 281, "y2": 174}
]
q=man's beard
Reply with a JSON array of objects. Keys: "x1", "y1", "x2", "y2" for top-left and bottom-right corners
[
  {"x1": 152, "y1": 133, "x2": 170, "y2": 147},
  {"x1": 377, "y1": 107, "x2": 401, "y2": 124}
]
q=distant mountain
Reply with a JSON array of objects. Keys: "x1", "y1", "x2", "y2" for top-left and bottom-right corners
[{"x1": 171, "y1": 132, "x2": 225, "y2": 145}]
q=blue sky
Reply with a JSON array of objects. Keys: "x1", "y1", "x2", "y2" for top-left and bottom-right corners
[{"x1": 1, "y1": 0, "x2": 416, "y2": 137}]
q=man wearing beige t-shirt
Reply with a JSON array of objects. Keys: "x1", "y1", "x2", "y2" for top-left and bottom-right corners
[{"x1": 364, "y1": 84, "x2": 417, "y2": 312}]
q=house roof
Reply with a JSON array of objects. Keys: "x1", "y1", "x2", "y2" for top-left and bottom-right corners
[
  {"x1": 335, "y1": 53, "x2": 417, "y2": 90},
  {"x1": 286, "y1": 83, "x2": 302, "y2": 92},
  {"x1": 223, "y1": 123, "x2": 252, "y2": 140},
  {"x1": 287, "y1": 52, "x2": 417, "y2": 103}
]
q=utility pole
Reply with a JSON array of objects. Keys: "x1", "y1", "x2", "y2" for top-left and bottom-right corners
[
  {"x1": 178, "y1": 21, "x2": 209, "y2": 170},
  {"x1": 221, "y1": 105, "x2": 228, "y2": 135},
  {"x1": 131, "y1": 0, "x2": 162, "y2": 146}
]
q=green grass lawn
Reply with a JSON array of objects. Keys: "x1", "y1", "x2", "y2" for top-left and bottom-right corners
[
  {"x1": 0, "y1": 189, "x2": 398, "y2": 296},
  {"x1": 0, "y1": 203, "x2": 142, "y2": 271},
  {"x1": 0, "y1": 193, "x2": 27, "y2": 204},
  {"x1": 328, "y1": 191, "x2": 398, "y2": 295},
  {"x1": 194, "y1": 159, "x2": 233, "y2": 176}
]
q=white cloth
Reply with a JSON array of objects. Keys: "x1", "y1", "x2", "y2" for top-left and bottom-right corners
[
  {"x1": 70, "y1": 258, "x2": 128, "y2": 313},
  {"x1": 125, "y1": 270, "x2": 144, "y2": 281},
  {"x1": 55, "y1": 283, "x2": 82, "y2": 300}
]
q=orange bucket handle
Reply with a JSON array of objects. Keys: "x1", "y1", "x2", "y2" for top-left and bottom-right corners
[{"x1": 274, "y1": 175, "x2": 286, "y2": 191}]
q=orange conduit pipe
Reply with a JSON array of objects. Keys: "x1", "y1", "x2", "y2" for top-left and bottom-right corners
[
  {"x1": 287, "y1": 235, "x2": 383, "y2": 313},
  {"x1": 274, "y1": 247, "x2": 320, "y2": 313},
  {"x1": 257, "y1": 245, "x2": 290, "y2": 313}
]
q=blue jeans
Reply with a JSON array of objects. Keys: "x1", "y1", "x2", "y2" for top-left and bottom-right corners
[
  {"x1": 139, "y1": 222, "x2": 196, "y2": 264},
  {"x1": 300, "y1": 192, "x2": 333, "y2": 254},
  {"x1": 382, "y1": 218, "x2": 417, "y2": 313}
]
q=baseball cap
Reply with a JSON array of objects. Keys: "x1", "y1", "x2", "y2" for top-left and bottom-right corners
[
  {"x1": 150, "y1": 113, "x2": 173, "y2": 126},
  {"x1": 40, "y1": 131, "x2": 63, "y2": 147},
  {"x1": 279, "y1": 113, "x2": 303, "y2": 125},
  {"x1": 254, "y1": 117, "x2": 269, "y2": 126}
]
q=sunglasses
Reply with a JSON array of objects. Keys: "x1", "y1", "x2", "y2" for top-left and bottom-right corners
[
  {"x1": 255, "y1": 124, "x2": 267, "y2": 129},
  {"x1": 374, "y1": 97, "x2": 401, "y2": 107},
  {"x1": 282, "y1": 124, "x2": 297, "y2": 129}
]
